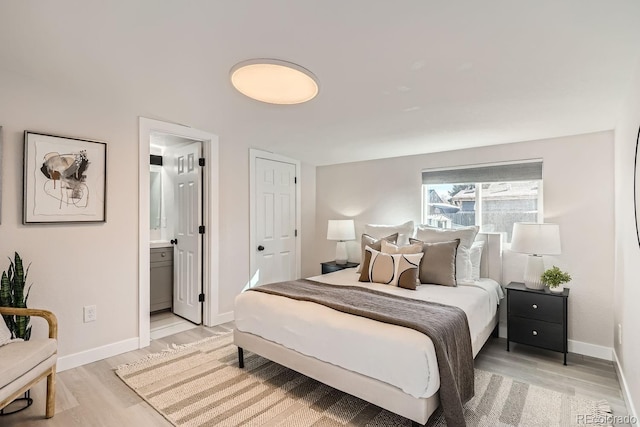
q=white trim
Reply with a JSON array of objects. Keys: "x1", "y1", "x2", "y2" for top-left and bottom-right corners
[
  {"x1": 138, "y1": 118, "x2": 220, "y2": 348},
  {"x1": 211, "y1": 311, "x2": 235, "y2": 325},
  {"x1": 150, "y1": 321, "x2": 198, "y2": 341},
  {"x1": 202, "y1": 132, "x2": 220, "y2": 328},
  {"x1": 498, "y1": 325, "x2": 614, "y2": 361},
  {"x1": 249, "y1": 149, "x2": 302, "y2": 283},
  {"x1": 568, "y1": 339, "x2": 613, "y2": 361},
  {"x1": 499, "y1": 323, "x2": 507, "y2": 339},
  {"x1": 614, "y1": 349, "x2": 639, "y2": 426},
  {"x1": 57, "y1": 338, "x2": 139, "y2": 372}
]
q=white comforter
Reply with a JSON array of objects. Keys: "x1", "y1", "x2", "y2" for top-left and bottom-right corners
[{"x1": 234, "y1": 268, "x2": 503, "y2": 398}]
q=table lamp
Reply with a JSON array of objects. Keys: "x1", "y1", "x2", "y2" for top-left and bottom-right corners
[
  {"x1": 327, "y1": 219, "x2": 356, "y2": 265},
  {"x1": 510, "y1": 222, "x2": 561, "y2": 290}
]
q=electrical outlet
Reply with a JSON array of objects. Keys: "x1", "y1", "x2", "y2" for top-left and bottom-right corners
[
  {"x1": 84, "y1": 305, "x2": 97, "y2": 323},
  {"x1": 618, "y1": 323, "x2": 622, "y2": 345}
]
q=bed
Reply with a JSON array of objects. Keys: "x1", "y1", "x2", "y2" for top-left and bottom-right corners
[{"x1": 234, "y1": 232, "x2": 503, "y2": 425}]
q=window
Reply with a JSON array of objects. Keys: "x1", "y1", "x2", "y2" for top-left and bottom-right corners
[{"x1": 421, "y1": 160, "x2": 543, "y2": 242}]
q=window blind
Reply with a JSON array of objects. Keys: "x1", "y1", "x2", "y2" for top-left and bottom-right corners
[{"x1": 421, "y1": 160, "x2": 542, "y2": 185}]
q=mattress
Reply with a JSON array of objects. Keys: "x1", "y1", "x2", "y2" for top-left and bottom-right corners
[{"x1": 234, "y1": 268, "x2": 503, "y2": 398}]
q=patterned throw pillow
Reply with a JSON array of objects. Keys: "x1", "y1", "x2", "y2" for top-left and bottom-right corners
[{"x1": 364, "y1": 246, "x2": 423, "y2": 290}]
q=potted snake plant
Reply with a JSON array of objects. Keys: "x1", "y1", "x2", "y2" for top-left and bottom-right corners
[{"x1": 0, "y1": 252, "x2": 32, "y2": 340}]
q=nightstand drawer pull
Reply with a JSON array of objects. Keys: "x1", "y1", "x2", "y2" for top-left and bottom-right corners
[
  {"x1": 532, "y1": 330, "x2": 538, "y2": 336},
  {"x1": 532, "y1": 304, "x2": 537, "y2": 309}
]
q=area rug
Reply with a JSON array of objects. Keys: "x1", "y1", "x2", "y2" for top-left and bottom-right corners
[{"x1": 115, "y1": 333, "x2": 612, "y2": 427}]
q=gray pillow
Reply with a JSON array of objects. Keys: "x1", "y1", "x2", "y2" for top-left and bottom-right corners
[
  {"x1": 409, "y1": 238, "x2": 460, "y2": 287},
  {"x1": 357, "y1": 233, "x2": 398, "y2": 278}
]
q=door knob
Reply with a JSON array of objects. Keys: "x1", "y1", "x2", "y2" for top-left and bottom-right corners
[
  {"x1": 171, "y1": 239, "x2": 178, "y2": 245},
  {"x1": 257, "y1": 245, "x2": 265, "y2": 251}
]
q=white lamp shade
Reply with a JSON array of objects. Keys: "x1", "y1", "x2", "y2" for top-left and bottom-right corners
[
  {"x1": 327, "y1": 219, "x2": 356, "y2": 241},
  {"x1": 511, "y1": 222, "x2": 562, "y2": 255}
]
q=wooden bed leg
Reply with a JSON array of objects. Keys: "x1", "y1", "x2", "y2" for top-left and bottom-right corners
[{"x1": 238, "y1": 347, "x2": 244, "y2": 369}]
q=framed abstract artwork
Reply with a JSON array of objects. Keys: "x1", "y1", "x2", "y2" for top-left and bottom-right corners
[
  {"x1": 0, "y1": 126, "x2": 3, "y2": 224},
  {"x1": 635, "y1": 126, "x2": 640, "y2": 247},
  {"x1": 23, "y1": 131, "x2": 107, "y2": 223}
]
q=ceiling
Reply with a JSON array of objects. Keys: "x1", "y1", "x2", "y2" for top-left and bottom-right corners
[{"x1": 1, "y1": 1, "x2": 639, "y2": 166}]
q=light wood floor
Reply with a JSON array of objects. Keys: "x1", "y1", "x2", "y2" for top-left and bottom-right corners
[{"x1": 3, "y1": 323, "x2": 631, "y2": 426}]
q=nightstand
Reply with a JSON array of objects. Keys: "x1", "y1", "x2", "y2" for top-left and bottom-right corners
[
  {"x1": 321, "y1": 261, "x2": 359, "y2": 274},
  {"x1": 506, "y1": 282, "x2": 569, "y2": 365}
]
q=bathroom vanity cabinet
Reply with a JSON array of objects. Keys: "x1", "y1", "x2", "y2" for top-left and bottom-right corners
[{"x1": 150, "y1": 247, "x2": 173, "y2": 312}]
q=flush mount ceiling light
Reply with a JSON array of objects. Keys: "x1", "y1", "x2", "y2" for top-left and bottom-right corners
[{"x1": 230, "y1": 59, "x2": 319, "y2": 105}]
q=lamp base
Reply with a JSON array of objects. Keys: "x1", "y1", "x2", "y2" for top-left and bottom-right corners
[
  {"x1": 335, "y1": 241, "x2": 348, "y2": 265},
  {"x1": 523, "y1": 254, "x2": 545, "y2": 290}
]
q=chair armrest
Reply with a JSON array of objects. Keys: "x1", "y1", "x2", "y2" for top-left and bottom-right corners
[{"x1": 0, "y1": 307, "x2": 57, "y2": 339}]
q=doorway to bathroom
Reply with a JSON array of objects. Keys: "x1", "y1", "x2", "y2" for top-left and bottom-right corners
[
  {"x1": 149, "y1": 137, "x2": 203, "y2": 338},
  {"x1": 138, "y1": 118, "x2": 220, "y2": 347}
]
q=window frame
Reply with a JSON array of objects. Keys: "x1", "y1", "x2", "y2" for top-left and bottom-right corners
[{"x1": 421, "y1": 160, "x2": 544, "y2": 242}]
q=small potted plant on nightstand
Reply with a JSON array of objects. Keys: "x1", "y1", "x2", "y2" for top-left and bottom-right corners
[{"x1": 541, "y1": 266, "x2": 571, "y2": 293}]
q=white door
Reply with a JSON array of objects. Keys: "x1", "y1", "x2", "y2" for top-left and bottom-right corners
[
  {"x1": 169, "y1": 142, "x2": 202, "y2": 324},
  {"x1": 255, "y1": 158, "x2": 297, "y2": 285}
]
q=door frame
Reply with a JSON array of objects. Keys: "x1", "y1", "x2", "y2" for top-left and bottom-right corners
[
  {"x1": 138, "y1": 117, "x2": 219, "y2": 348},
  {"x1": 249, "y1": 149, "x2": 302, "y2": 286}
]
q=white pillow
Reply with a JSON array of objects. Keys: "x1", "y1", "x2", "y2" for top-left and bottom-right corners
[
  {"x1": 470, "y1": 240, "x2": 485, "y2": 281},
  {"x1": 415, "y1": 225, "x2": 479, "y2": 283},
  {"x1": 364, "y1": 221, "x2": 415, "y2": 246},
  {"x1": 380, "y1": 240, "x2": 423, "y2": 255},
  {"x1": 0, "y1": 319, "x2": 17, "y2": 347}
]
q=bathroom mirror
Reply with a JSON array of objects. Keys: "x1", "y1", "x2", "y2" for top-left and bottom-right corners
[{"x1": 150, "y1": 169, "x2": 162, "y2": 229}]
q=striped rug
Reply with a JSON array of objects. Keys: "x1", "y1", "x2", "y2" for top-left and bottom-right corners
[{"x1": 115, "y1": 332, "x2": 612, "y2": 427}]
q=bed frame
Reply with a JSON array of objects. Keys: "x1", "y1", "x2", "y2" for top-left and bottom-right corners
[{"x1": 234, "y1": 232, "x2": 503, "y2": 426}]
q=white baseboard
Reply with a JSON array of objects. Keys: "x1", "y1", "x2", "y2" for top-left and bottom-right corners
[
  {"x1": 57, "y1": 312, "x2": 234, "y2": 372},
  {"x1": 57, "y1": 337, "x2": 139, "y2": 372},
  {"x1": 499, "y1": 324, "x2": 507, "y2": 338},
  {"x1": 568, "y1": 339, "x2": 613, "y2": 361},
  {"x1": 208, "y1": 310, "x2": 234, "y2": 326},
  {"x1": 613, "y1": 349, "x2": 639, "y2": 426},
  {"x1": 498, "y1": 323, "x2": 613, "y2": 361}
]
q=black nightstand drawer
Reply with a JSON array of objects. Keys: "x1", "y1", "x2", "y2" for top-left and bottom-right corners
[
  {"x1": 321, "y1": 261, "x2": 359, "y2": 275},
  {"x1": 322, "y1": 263, "x2": 344, "y2": 274},
  {"x1": 509, "y1": 291, "x2": 563, "y2": 323},
  {"x1": 508, "y1": 316, "x2": 564, "y2": 352}
]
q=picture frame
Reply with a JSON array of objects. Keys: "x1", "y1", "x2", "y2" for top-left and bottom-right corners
[
  {"x1": 635, "y1": 125, "x2": 640, "y2": 247},
  {"x1": 0, "y1": 126, "x2": 3, "y2": 225},
  {"x1": 23, "y1": 131, "x2": 107, "y2": 224}
]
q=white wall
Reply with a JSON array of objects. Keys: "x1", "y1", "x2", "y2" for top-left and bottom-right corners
[
  {"x1": 0, "y1": 70, "x2": 315, "y2": 362},
  {"x1": 316, "y1": 132, "x2": 615, "y2": 349},
  {"x1": 613, "y1": 60, "x2": 640, "y2": 418},
  {"x1": 300, "y1": 162, "x2": 317, "y2": 278}
]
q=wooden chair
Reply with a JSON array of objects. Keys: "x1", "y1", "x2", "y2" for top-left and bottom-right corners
[{"x1": 0, "y1": 307, "x2": 57, "y2": 418}]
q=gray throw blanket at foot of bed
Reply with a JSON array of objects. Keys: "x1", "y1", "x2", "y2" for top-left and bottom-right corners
[{"x1": 249, "y1": 279, "x2": 474, "y2": 427}]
